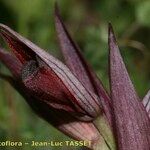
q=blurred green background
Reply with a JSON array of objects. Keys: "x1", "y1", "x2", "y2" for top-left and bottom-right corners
[{"x1": 0, "y1": 0, "x2": 150, "y2": 149}]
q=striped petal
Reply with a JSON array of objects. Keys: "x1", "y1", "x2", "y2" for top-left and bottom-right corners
[
  {"x1": 21, "y1": 59, "x2": 93, "y2": 120},
  {"x1": 54, "y1": 6, "x2": 113, "y2": 126}
]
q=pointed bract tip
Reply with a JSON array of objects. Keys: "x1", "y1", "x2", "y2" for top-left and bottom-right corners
[
  {"x1": 108, "y1": 23, "x2": 118, "y2": 50},
  {"x1": 108, "y1": 23, "x2": 113, "y2": 32}
]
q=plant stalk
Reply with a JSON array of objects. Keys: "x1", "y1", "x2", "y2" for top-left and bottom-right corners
[{"x1": 94, "y1": 115, "x2": 116, "y2": 150}]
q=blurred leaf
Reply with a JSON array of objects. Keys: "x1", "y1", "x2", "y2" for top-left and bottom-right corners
[{"x1": 136, "y1": 1, "x2": 150, "y2": 27}]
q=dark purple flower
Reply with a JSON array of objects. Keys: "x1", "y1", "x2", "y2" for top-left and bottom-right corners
[
  {"x1": 0, "y1": 23, "x2": 101, "y2": 122},
  {"x1": 0, "y1": 31, "x2": 104, "y2": 147}
]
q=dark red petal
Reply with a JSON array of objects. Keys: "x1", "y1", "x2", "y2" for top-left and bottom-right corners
[
  {"x1": 0, "y1": 24, "x2": 101, "y2": 121},
  {"x1": 109, "y1": 23, "x2": 150, "y2": 150},
  {"x1": 54, "y1": 6, "x2": 113, "y2": 126},
  {"x1": 0, "y1": 48, "x2": 22, "y2": 78},
  {"x1": 21, "y1": 60, "x2": 93, "y2": 120},
  {"x1": 143, "y1": 90, "x2": 150, "y2": 118},
  {"x1": 0, "y1": 31, "x2": 36, "y2": 64}
]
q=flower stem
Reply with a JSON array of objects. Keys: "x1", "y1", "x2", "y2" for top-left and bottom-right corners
[
  {"x1": 92, "y1": 136, "x2": 110, "y2": 150},
  {"x1": 94, "y1": 115, "x2": 116, "y2": 150}
]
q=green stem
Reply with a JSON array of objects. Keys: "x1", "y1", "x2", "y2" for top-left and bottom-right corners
[
  {"x1": 94, "y1": 115, "x2": 116, "y2": 150},
  {"x1": 92, "y1": 136, "x2": 110, "y2": 150}
]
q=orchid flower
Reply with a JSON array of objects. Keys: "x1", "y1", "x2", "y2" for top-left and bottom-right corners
[{"x1": 0, "y1": 6, "x2": 149, "y2": 150}]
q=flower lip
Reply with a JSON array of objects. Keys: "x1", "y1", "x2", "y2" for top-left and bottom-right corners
[{"x1": 21, "y1": 60, "x2": 39, "y2": 80}]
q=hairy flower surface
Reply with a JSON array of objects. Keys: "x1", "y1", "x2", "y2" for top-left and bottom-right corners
[
  {"x1": 0, "y1": 6, "x2": 149, "y2": 150},
  {"x1": 108, "y1": 24, "x2": 150, "y2": 150}
]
